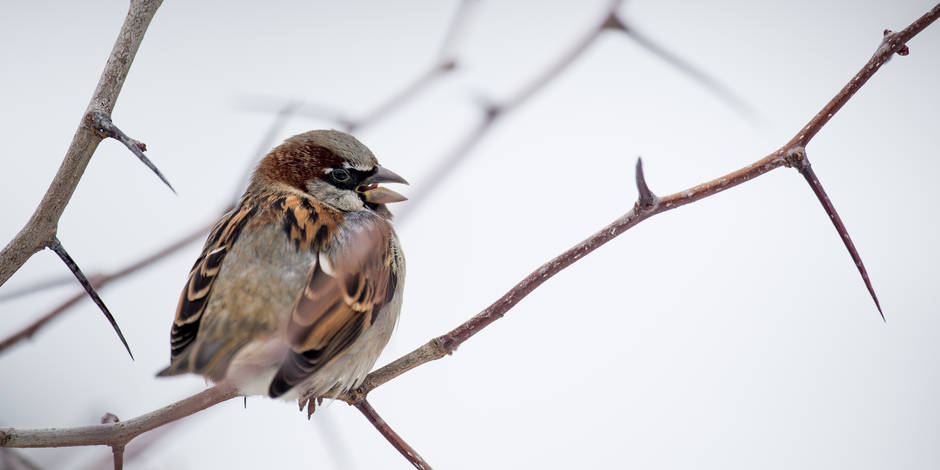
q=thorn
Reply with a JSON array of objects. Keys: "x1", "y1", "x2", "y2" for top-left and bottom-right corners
[
  {"x1": 244, "y1": 396, "x2": 247, "y2": 409},
  {"x1": 796, "y1": 158, "x2": 884, "y2": 320},
  {"x1": 635, "y1": 158, "x2": 658, "y2": 209},
  {"x1": 88, "y1": 111, "x2": 176, "y2": 194},
  {"x1": 48, "y1": 237, "x2": 134, "y2": 358}
]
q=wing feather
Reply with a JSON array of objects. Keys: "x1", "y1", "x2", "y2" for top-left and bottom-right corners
[{"x1": 268, "y1": 221, "x2": 395, "y2": 397}]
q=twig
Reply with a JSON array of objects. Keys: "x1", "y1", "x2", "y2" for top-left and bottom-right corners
[
  {"x1": 396, "y1": 0, "x2": 624, "y2": 221},
  {"x1": 353, "y1": 400, "x2": 431, "y2": 470},
  {"x1": 0, "y1": 383, "x2": 238, "y2": 448},
  {"x1": 607, "y1": 18, "x2": 759, "y2": 120},
  {"x1": 0, "y1": 275, "x2": 76, "y2": 302},
  {"x1": 0, "y1": 220, "x2": 214, "y2": 355},
  {"x1": 48, "y1": 237, "x2": 132, "y2": 359},
  {"x1": 435, "y1": 0, "x2": 477, "y2": 62},
  {"x1": 87, "y1": 111, "x2": 175, "y2": 194},
  {"x1": 0, "y1": 0, "x2": 163, "y2": 287}
]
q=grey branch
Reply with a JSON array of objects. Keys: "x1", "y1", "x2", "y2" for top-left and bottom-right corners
[{"x1": 0, "y1": 0, "x2": 163, "y2": 287}]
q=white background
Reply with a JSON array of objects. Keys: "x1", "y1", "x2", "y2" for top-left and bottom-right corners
[{"x1": 1, "y1": 0, "x2": 939, "y2": 468}]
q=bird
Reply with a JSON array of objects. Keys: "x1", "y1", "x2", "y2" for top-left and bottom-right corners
[{"x1": 157, "y1": 129, "x2": 407, "y2": 405}]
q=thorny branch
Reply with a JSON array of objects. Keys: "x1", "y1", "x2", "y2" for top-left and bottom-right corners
[
  {"x1": 3, "y1": 4, "x2": 936, "y2": 461},
  {"x1": 0, "y1": 0, "x2": 164, "y2": 287}
]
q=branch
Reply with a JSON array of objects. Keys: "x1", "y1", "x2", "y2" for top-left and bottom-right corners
[
  {"x1": 342, "y1": 5, "x2": 940, "y2": 398},
  {"x1": 48, "y1": 238, "x2": 132, "y2": 359},
  {"x1": 0, "y1": 384, "x2": 238, "y2": 448},
  {"x1": 0, "y1": 0, "x2": 163, "y2": 287},
  {"x1": 354, "y1": 400, "x2": 431, "y2": 470},
  {"x1": 396, "y1": 0, "x2": 624, "y2": 221}
]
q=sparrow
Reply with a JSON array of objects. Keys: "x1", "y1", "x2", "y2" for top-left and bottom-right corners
[{"x1": 157, "y1": 130, "x2": 407, "y2": 403}]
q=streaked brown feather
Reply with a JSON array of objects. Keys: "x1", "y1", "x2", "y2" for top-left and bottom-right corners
[
  {"x1": 268, "y1": 220, "x2": 395, "y2": 397},
  {"x1": 158, "y1": 189, "x2": 343, "y2": 378}
]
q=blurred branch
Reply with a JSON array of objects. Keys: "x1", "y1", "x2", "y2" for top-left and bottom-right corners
[
  {"x1": 0, "y1": 221, "x2": 214, "y2": 355},
  {"x1": 0, "y1": 0, "x2": 163, "y2": 287},
  {"x1": 237, "y1": 0, "x2": 478, "y2": 134},
  {"x1": 354, "y1": 400, "x2": 431, "y2": 470},
  {"x1": 396, "y1": 0, "x2": 625, "y2": 221}
]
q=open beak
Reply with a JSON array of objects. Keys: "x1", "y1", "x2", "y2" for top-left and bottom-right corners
[{"x1": 357, "y1": 166, "x2": 409, "y2": 204}]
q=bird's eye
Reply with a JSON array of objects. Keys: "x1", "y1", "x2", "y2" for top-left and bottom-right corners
[{"x1": 331, "y1": 169, "x2": 351, "y2": 183}]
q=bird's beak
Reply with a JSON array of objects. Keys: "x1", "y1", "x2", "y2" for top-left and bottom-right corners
[{"x1": 358, "y1": 166, "x2": 409, "y2": 204}]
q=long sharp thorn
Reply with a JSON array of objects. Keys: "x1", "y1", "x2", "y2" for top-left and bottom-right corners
[
  {"x1": 798, "y1": 162, "x2": 884, "y2": 320},
  {"x1": 49, "y1": 237, "x2": 135, "y2": 357}
]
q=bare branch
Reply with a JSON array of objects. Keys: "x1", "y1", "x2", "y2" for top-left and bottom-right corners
[
  {"x1": 48, "y1": 238, "x2": 132, "y2": 359},
  {"x1": 0, "y1": 0, "x2": 163, "y2": 287},
  {"x1": 344, "y1": 5, "x2": 940, "y2": 396},
  {"x1": 396, "y1": 1, "x2": 624, "y2": 221},
  {"x1": 0, "y1": 384, "x2": 238, "y2": 448},
  {"x1": 87, "y1": 111, "x2": 175, "y2": 194},
  {"x1": 354, "y1": 400, "x2": 431, "y2": 470},
  {"x1": 611, "y1": 19, "x2": 760, "y2": 120},
  {"x1": 0, "y1": 275, "x2": 75, "y2": 302},
  {"x1": 435, "y1": 0, "x2": 478, "y2": 62}
]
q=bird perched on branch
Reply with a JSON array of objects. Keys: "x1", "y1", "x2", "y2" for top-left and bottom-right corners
[{"x1": 157, "y1": 130, "x2": 407, "y2": 405}]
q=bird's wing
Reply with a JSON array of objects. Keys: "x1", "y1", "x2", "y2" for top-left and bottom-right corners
[
  {"x1": 163, "y1": 201, "x2": 261, "y2": 368},
  {"x1": 268, "y1": 219, "x2": 398, "y2": 397},
  {"x1": 160, "y1": 191, "x2": 325, "y2": 378}
]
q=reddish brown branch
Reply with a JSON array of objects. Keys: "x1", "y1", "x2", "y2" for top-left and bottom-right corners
[
  {"x1": 790, "y1": 4, "x2": 940, "y2": 148},
  {"x1": 354, "y1": 400, "x2": 432, "y2": 470},
  {"x1": 345, "y1": 4, "x2": 940, "y2": 397},
  {"x1": 48, "y1": 237, "x2": 132, "y2": 359}
]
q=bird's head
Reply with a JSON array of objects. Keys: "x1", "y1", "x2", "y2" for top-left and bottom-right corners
[{"x1": 255, "y1": 130, "x2": 408, "y2": 215}]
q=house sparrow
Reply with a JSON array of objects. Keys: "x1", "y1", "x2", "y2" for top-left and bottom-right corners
[{"x1": 157, "y1": 130, "x2": 407, "y2": 402}]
